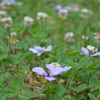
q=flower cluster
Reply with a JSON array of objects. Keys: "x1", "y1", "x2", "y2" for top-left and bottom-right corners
[
  {"x1": 0, "y1": 10, "x2": 7, "y2": 22},
  {"x1": 7, "y1": 32, "x2": 19, "y2": 45},
  {"x1": 64, "y1": 32, "x2": 75, "y2": 42},
  {"x1": 58, "y1": 9, "x2": 68, "y2": 19},
  {"x1": 2, "y1": 17, "x2": 12, "y2": 28},
  {"x1": 80, "y1": 8, "x2": 93, "y2": 18},
  {"x1": 37, "y1": 12, "x2": 48, "y2": 21},
  {"x1": 24, "y1": 16, "x2": 34, "y2": 26}
]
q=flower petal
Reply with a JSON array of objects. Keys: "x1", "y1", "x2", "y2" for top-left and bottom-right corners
[
  {"x1": 46, "y1": 45, "x2": 52, "y2": 51},
  {"x1": 90, "y1": 52, "x2": 100, "y2": 56},
  {"x1": 81, "y1": 47, "x2": 89, "y2": 56},
  {"x1": 32, "y1": 67, "x2": 47, "y2": 75},
  {"x1": 45, "y1": 76, "x2": 56, "y2": 81},
  {"x1": 29, "y1": 48, "x2": 39, "y2": 54},
  {"x1": 63, "y1": 66, "x2": 72, "y2": 72},
  {"x1": 34, "y1": 46, "x2": 45, "y2": 51},
  {"x1": 46, "y1": 64, "x2": 56, "y2": 72}
]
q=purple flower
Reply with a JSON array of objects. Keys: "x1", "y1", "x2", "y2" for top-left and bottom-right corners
[
  {"x1": 54, "y1": 5, "x2": 62, "y2": 10},
  {"x1": 81, "y1": 47, "x2": 100, "y2": 57},
  {"x1": 29, "y1": 45, "x2": 52, "y2": 56},
  {"x1": 64, "y1": 6, "x2": 79, "y2": 12},
  {"x1": 32, "y1": 64, "x2": 72, "y2": 81},
  {"x1": 0, "y1": 0, "x2": 22, "y2": 6}
]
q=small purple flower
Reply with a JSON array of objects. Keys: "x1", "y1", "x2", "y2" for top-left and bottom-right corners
[
  {"x1": 29, "y1": 45, "x2": 52, "y2": 56},
  {"x1": 54, "y1": 5, "x2": 62, "y2": 10},
  {"x1": 81, "y1": 47, "x2": 100, "y2": 57},
  {"x1": 64, "y1": 6, "x2": 79, "y2": 12},
  {"x1": 32, "y1": 64, "x2": 72, "y2": 81}
]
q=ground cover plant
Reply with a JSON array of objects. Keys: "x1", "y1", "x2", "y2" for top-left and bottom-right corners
[{"x1": 0, "y1": 0, "x2": 100, "y2": 100}]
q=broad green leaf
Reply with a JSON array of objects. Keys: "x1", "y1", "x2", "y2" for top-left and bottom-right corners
[
  {"x1": 2, "y1": 87, "x2": 16, "y2": 97},
  {"x1": 18, "y1": 89, "x2": 34, "y2": 100},
  {"x1": 0, "y1": 76, "x2": 5, "y2": 91},
  {"x1": 9, "y1": 77, "x2": 24, "y2": 92},
  {"x1": 0, "y1": 66, "x2": 5, "y2": 72},
  {"x1": 74, "y1": 94, "x2": 85, "y2": 100},
  {"x1": 78, "y1": 56, "x2": 89, "y2": 69},
  {"x1": 79, "y1": 70, "x2": 89, "y2": 83},
  {"x1": 88, "y1": 93, "x2": 96, "y2": 99},
  {"x1": 49, "y1": 94, "x2": 59, "y2": 100},
  {"x1": 20, "y1": 66, "x2": 30, "y2": 74},
  {"x1": 76, "y1": 84, "x2": 88, "y2": 92},
  {"x1": 55, "y1": 84, "x2": 66, "y2": 97},
  {"x1": 0, "y1": 94, "x2": 6, "y2": 100},
  {"x1": 62, "y1": 95, "x2": 72, "y2": 100}
]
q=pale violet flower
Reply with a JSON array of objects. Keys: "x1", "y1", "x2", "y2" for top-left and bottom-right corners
[
  {"x1": 29, "y1": 45, "x2": 52, "y2": 56},
  {"x1": 81, "y1": 47, "x2": 100, "y2": 57},
  {"x1": 32, "y1": 64, "x2": 72, "y2": 81},
  {"x1": 54, "y1": 5, "x2": 62, "y2": 10}
]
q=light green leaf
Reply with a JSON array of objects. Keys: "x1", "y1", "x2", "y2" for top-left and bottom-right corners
[{"x1": 18, "y1": 89, "x2": 34, "y2": 100}]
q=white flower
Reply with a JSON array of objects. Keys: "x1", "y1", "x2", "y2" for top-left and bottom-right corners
[
  {"x1": 50, "y1": 62, "x2": 61, "y2": 68},
  {"x1": 37, "y1": 12, "x2": 48, "y2": 21},
  {"x1": 10, "y1": 32, "x2": 17, "y2": 37},
  {"x1": 81, "y1": 8, "x2": 89, "y2": 13},
  {"x1": 0, "y1": 11, "x2": 7, "y2": 18},
  {"x1": 58, "y1": 9, "x2": 68, "y2": 19},
  {"x1": 93, "y1": 32, "x2": 100, "y2": 42},
  {"x1": 24, "y1": 16, "x2": 34, "y2": 26},
  {"x1": 8, "y1": 32, "x2": 19, "y2": 45},
  {"x1": 2, "y1": 17, "x2": 12, "y2": 27},
  {"x1": 64, "y1": 32, "x2": 74, "y2": 42},
  {"x1": 87, "y1": 45, "x2": 98, "y2": 53},
  {"x1": 65, "y1": 32, "x2": 74, "y2": 38},
  {"x1": 80, "y1": 8, "x2": 93, "y2": 18},
  {"x1": 82, "y1": 35, "x2": 88, "y2": 40}
]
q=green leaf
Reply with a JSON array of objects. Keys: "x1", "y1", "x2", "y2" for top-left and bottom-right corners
[
  {"x1": 2, "y1": 87, "x2": 16, "y2": 97},
  {"x1": 18, "y1": 89, "x2": 34, "y2": 100},
  {"x1": 78, "y1": 56, "x2": 89, "y2": 69},
  {"x1": 85, "y1": 63, "x2": 98, "y2": 71},
  {"x1": 55, "y1": 84, "x2": 66, "y2": 97},
  {"x1": 89, "y1": 78, "x2": 100, "y2": 88},
  {"x1": 88, "y1": 93, "x2": 96, "y2": 99},
  {"x1": 62, "y1": 95, "x2": 72, "y2": 100},
  {"x1": 2, "y1": 77, "x2": 24, "y2": 98},
  {"x1": 11, "y1": 70, "x2": 25, "y2": 74},
  {"x1": 76, "y1": 84, "x2": 88, "y2": 92},
  {"x1": 79, "y1": 70, "x2": 89, "y2": 83},
  {"x1": 0, "y1": 76, "x2": 5, "y2": 90},
  {"x1": 14, "y1": 53, "x2": 26, "y2": 64},
  {"x1": 20, "y1": 66, "x2": 30, "y2": 74},
  {"x1": 0, "y1": 94, "x2": 6, "y2": 100},
  {"x1": 49, "y1": 94, "x2": 59, "y2": 100},
  {"x1": 0, "y1": 66, "x2": 5, "y2": 72},
  {"x1": 8, "y1": 77, "x2": 24, "y2": 92}
]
